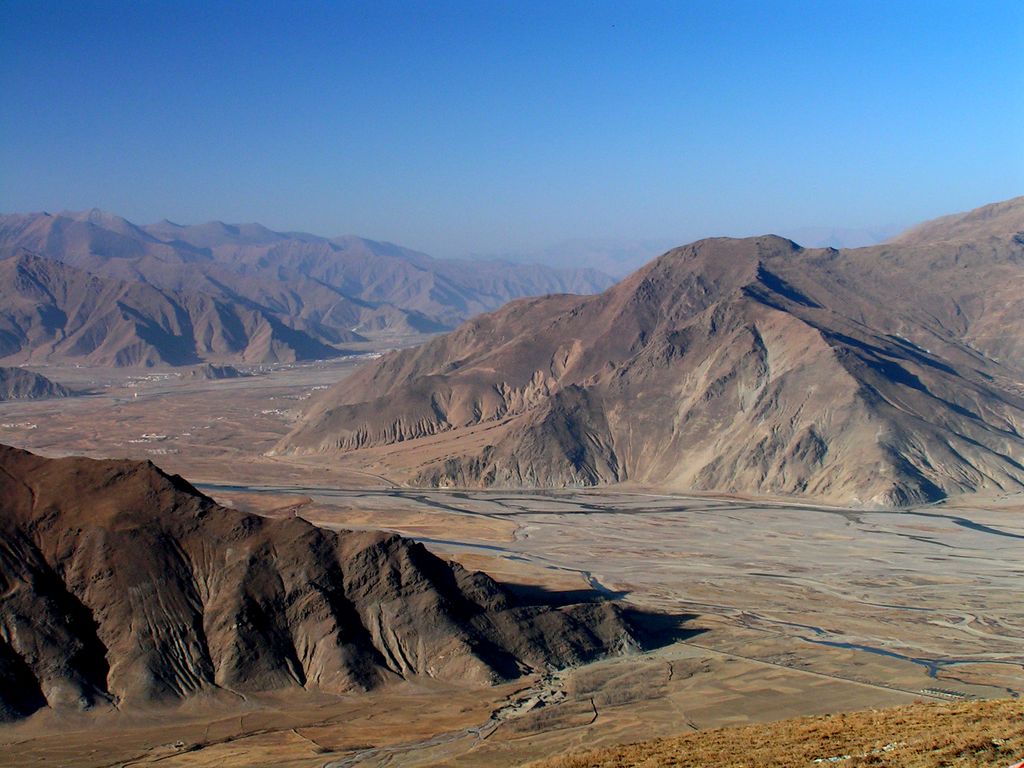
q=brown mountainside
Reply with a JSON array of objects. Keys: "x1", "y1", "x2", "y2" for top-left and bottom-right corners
[
  {"x1": 0, "y1": 251, "x2": 339, "y2": 367},
  {"x1": 279, "y1": 199, "x2": 1024, "y2": 506},
  {"x1": 0, "y1": 445, "x2": 639, "y2": 722}
]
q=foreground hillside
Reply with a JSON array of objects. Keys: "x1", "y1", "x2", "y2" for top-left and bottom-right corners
[
  {"x1": 280, "y1": 197, "x2": 1024, "y2": 506},
  {"x1": 0, "y1": 444, "x2": 638, "y2": 722},
  {"x1": 532, "y1": 698, "x2": 1024, "y2": 768}
]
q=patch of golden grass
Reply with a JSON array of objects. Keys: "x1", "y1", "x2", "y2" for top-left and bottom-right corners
[{"x1": 529, "y1": 698, "x2": 1024, "y2": 768}]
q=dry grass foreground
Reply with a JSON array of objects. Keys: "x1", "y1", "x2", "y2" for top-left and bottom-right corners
[{"x1": 529, "y1": 698, "x2": 1024, "y2": 768}]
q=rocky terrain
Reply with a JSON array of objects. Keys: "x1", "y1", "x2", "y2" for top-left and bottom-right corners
[
  {"x1": 0, "y1": 444, "x2": 639, "y2": 722},
  {"x1": 178, "y1": 363, "x2": 249, "y2": 380},
  {"x1": 0, "y1": 367, "x2": 72, "y2": 401},
  {"x1": 0, "y1": 210, "x2": 615, "y2": 366},
  {"x1": 280, "y1": 198, "x2": 1024, "y2": 506}
]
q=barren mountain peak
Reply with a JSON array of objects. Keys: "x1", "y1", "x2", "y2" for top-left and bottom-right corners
[{"x1": 0, "y1": 209, "x2": 615, "y2": 366}]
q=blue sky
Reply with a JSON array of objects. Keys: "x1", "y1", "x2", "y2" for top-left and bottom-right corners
[{"x1": 2, "y1": 1, "x2": 1022, "y2": 256}]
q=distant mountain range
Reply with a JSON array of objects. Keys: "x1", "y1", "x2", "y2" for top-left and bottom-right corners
[
  {"x1": 279, "y1": 197, "x2": 1024, "y2": 506},
  {"x1": 0, "y1": 210, "x2": 616, "y2": 367}
]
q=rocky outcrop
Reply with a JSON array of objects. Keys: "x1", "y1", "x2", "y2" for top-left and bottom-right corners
[
  {"x1": 179, "y1": 363, "x2": 248, "y2": 380},
  {"x1": 0, "y1": 367, "x2": 72, "y2": 400}
]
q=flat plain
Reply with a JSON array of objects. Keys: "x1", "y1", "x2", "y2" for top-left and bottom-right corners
[{"x1": 1, "y1": 362, "x2": 1021, "y2": 767}]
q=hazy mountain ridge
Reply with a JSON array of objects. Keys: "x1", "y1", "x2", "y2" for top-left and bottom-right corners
[
  {"x1": 473, "y1": 227, "x2": 898, "y2": 281},
  {"x1": 0, "y1": 251, "x2": 339, "y2": 367},
  {"x1": 280, "y1": 198, "x2": 1024, "y2": 506},
  {"x1": 0, "y1": 211, "x2": 616, "y2": 367},
  {"x1": 776, "y1": 224, "x2": 900, "y2": 250},
  {"x1": 471, "y1": 238, "x2": 679, "y2": 278},
  {"x1": 0, "y1": 444, "x2": 640, "y2": 721}
]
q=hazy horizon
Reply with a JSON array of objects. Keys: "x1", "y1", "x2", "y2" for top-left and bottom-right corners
[
  {"x1": 0, "y1": 206, "x2": 910, "y2": 275},
  {"x1": 2, "y1": 1, "x2": 1021, "y2": 259}
]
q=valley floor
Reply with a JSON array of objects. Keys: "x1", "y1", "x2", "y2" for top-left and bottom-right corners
[{"x1": 1, "y1": 362, "x2": 1021, "y2": 767}]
